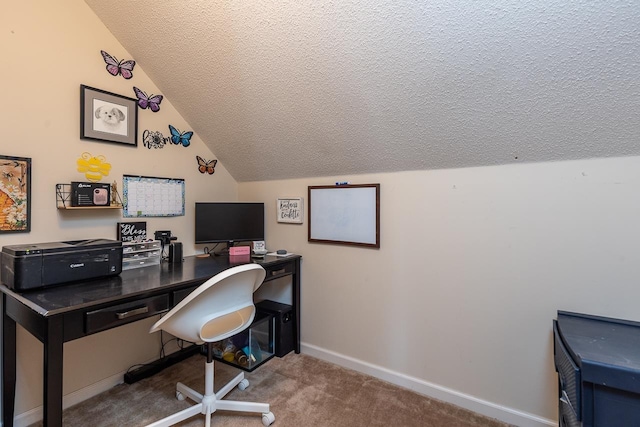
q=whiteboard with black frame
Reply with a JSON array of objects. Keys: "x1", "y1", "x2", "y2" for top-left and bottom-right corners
[{"x1": 308, "y1": 184, "x2": 380, "y2": 248}]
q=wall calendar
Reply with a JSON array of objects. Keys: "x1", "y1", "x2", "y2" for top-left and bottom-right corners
[{"x1": 122, "y1": 175, "x2": 185, "y2": 217}]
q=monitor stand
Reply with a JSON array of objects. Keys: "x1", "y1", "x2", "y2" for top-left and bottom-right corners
[{"x1": 211, "y1": 241, "x2": 234, "y2": 256}]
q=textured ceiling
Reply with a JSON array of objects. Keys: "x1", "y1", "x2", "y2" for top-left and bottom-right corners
[{"x1": 84, "y1": 0, "x2": 640, "y2": 182}]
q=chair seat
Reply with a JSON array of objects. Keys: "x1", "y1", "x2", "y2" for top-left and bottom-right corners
[
  {"x1": 201, "y1": 305, "x2": 254, "y2": 342},
  {"x1": 146, "y1": 264, "x2": 274, "y2": 427}
]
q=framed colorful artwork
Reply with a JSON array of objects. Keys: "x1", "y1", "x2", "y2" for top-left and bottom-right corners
[{"x1": 0, "y1": 155, "x2": 31, "y2": 233}]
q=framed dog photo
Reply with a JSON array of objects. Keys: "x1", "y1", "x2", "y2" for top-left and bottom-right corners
[{"x1": 80, "y1": 84, "x2": 138, "y2": 146}]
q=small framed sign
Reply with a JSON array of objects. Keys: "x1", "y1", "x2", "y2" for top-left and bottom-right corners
[
  {"x1": 252, "y1": 240, "x2": 267, "y2": 255},
  {"x1": 277, "y1": 198, "x2": 303, "y2": 224},
  {"x1": 117, "y1": 221, "x2": 147, "y2": 242}
]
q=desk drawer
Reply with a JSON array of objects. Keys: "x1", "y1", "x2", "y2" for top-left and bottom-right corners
[
  {"x1": 122, "y1": 253, "x2": 161, "y2": 270},
  {"x1": 264, "y1": 262, "x2": 294, "y2": 280},
  {"x1": 85, "y1": 294, "x2": 169, "y2": 334}
]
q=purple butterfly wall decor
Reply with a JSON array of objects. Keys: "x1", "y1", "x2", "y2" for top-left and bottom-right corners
[
  {"x1": 133, "y1": 86, "x2": 163, "y2": 112},
  {"x1": 100, "y1": 50, "x2": 135, "y2": 79}
]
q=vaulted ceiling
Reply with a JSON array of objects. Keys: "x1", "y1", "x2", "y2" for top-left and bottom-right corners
[{"x1": 85, "y1": 0, "x2": 640, "y2": 182}]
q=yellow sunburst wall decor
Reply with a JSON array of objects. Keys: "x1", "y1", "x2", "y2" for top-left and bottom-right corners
[{"x1": 77, "y1": 152, "x2": 111, "y2": 182}]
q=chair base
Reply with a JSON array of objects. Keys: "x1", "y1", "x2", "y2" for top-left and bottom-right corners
[{"x1": 146, "y1": 359, "x2": 274, "y2": 427}]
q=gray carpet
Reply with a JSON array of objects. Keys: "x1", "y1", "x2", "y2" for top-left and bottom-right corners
[{"x1": 30, "y1": 353, "x2": 511, "y2": 426}]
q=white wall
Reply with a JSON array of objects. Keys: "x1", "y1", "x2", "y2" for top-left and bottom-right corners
[
  {"x1": 239, "y1": 155, "x2": 640, "y2": 426},
  {"x1": 4, "y1": 1, "x2": 640, "y2": 426},
  {"x1": 1, "y1": 0, "x2": 238, "y2": 420}
]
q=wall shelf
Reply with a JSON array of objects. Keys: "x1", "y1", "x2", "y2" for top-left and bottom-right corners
[{"x1": 56, "y1": 183, "x2": 122, "y2": 210}]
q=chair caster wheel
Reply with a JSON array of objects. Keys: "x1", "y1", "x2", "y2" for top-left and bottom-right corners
[
  {"x1": 175, "y1": 391, "x2": 186, "y2": 401},
  {"x1": 262, "y1": 412, "x2": 275, "y2": 426},
  {"x1": 238, "y1": 379, "x2": 250, "y2": 391}
]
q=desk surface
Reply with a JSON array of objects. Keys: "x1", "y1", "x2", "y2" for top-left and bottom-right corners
[{"x1": 1, "y1": 254, "x2": 299, "y2": 317}]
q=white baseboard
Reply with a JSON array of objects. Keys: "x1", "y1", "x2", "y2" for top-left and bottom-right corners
[
  {"x1": 300, "y1": 342, "x2": 556, "y2": 427},
  {"x1": 9, "y1": 370, "x2": 125, "y2": 427}
]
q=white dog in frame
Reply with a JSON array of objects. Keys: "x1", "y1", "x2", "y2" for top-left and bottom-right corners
[{"x1": 93, "y1": 99, "x2": 128, "y2": 136}]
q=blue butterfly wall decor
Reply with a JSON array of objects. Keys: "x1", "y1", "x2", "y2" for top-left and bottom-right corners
[
  {"x1": 133, "y1": 87, "x2": 163, "y2": 112},
  {"x1": 169, "y1": 125, "x2": 193, "y2": 147}
]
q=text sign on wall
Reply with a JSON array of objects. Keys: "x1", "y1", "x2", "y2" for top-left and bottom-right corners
[{"x1": 277, "y1": 198, "x2": 303, "y2": 223}]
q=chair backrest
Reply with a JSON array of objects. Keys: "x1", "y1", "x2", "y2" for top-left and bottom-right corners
[{"x1": 150, "y1": 263, "x2": 266, "y2": 343}]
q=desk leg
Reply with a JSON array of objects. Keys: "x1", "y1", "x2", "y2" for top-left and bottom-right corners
[
  {"x1": 43, "y1": 317, "x2": 64, "y2": 427},
  {"x1": 293, "y1": 259, "x2": 301, "y2": 354},
  {"x1": 2, "y1": 295, "x2": 17, "y2": 427}
]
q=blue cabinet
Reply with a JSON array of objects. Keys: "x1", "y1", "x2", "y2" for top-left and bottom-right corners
[{"x1": 554, "y1": 311, "x2": 640, "y2": 426}]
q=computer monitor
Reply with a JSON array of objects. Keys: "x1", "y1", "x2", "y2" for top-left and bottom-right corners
[{"x1": 195, "y1": 202, "x2": 265, "y2": 253}]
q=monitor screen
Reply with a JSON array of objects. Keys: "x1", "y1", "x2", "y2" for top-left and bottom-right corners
[{"x1": 195, "y1": 202, "x2": 265, "y2": 245}]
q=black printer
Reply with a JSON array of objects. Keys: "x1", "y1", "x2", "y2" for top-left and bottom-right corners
[{"x1": 1, "y1": 239, "x2": 123, "y2": 291}]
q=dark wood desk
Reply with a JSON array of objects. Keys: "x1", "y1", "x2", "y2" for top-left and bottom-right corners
[{"x1": 1, "y1": 254, "x2": 301, "y2": 427}]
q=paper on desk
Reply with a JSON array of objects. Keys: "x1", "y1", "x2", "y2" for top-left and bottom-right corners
[{"x1": 266, "y1": 252, "x2": 295, "y2": 257}]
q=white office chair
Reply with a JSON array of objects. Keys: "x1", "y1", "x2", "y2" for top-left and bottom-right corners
[{"x1": 146, "y1": 264, "x2": 275, "y2": 427}]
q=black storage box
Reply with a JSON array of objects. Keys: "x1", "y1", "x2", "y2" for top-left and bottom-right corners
[
  {"x1": 71, "y1": 181, "x2": 111, "y2": 207},
  {"x1": 256, "y1": 299, "x2": 294, "y2": 357},
  {"x1": 1, "y1": 239, "x2": 123, "y2": 291}
]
